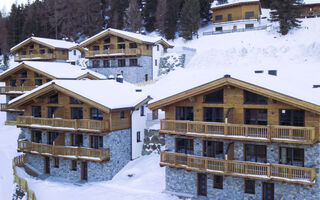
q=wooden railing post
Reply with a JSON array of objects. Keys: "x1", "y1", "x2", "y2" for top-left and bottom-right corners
[
  {"x1": 267, "y1": 165, "x2": 271, "y2": 177},
  {"x1": 289, "y1": 129, "x2": 293, "y2": 140},
  {"x1": 311, "y1": 166, "x2": 316, "y2": 182},
  {"x1": 224, "y1": 125, "x2": 228, "y2": 136},
  {"x1": 245, "y1": 126, "x2": 248, "y2": 137}
]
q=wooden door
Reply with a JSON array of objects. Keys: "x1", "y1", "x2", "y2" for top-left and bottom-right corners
[
  {"x1": 197, "y1": 173, "x2": 207, "y2": 196},
  {"x1": 263, "y1": 182, "x2": 274, "y2": 200},
  {"x1": 44, "y1": 157, "x2": 50, "y2": 174},
  {"x1": 81, "y1": 161, "x2": 88, "y2": 181}
]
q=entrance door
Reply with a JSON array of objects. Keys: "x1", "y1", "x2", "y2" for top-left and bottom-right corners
[
  {"x1": 81, "y1": 161, "x2": 88, "y2": 181},
  {"x1": 197, "y1": 173, "x2": 207, "y2": 196},
  {"x1": 44, "y1": 157, "x2": 50, "y2": 174},
  {"x1": 263, "y1": 182, "x2": 274, "y2": 200}
]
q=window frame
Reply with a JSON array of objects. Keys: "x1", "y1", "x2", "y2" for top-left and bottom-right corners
[
  {"x1": 48, "y1": 94, "x2": 59, "y2": 104},
  {"x1": 71, "y1": 160, "x2": 77, "y2": 171},
  {"x1": 244, "y1": 90, "x2": 268, "y2": 105},
  {"x1": 118, "y1": 59, "x2": 126, "y2": 67},
  {"x1": 31, "y1": 130, "x2": 42, "y2": 143},
  {"x1": 53, "y1": 157, "x2": 59, "y2": 168},
  {"x1": 245, "y1": 11, "x2": 254, "y2": 19},
  {"x1": 90, "y1": 135, "x2": 103, "y2": 149},
  {"x1": 175, "y1": 138, "x2": 194, "y2": 154},
  {"x1": 175, "y1": 106, "x2": 194, "y2": 121},
  {"x1": 244, "y1": 108, "x2": 268, "y2": 125},
  {"x1": 129, "y1": 43, "x2": 137, "y2": 49},
  {"x1": 90, "y1": 108, "x2": 103, "y2": 120},
  {"x1": 245, "y1": 144, "x2": 267, "y2": 163},
  {"x1": 213, "y1": 175, "x2": 223, "y2": 189},
  {"x1": 215, "y1": 15, "x2": 223, "y2": 21},
  {"x1": 70, "y1": 107, "x2": 83, "y2": 119},
  {"x1": 279, "y1": 147, "x2": 304, "y2": 167},
  {"x1": 129, "y1": 59, "x2": 138, "y2": 66},
  {"x1": 244, "y1": 179, "x2": 255, "y2": 194},
  {"x1": 279, "y1": 109, "x2": 305, "y2": 127},
  {"x1": 32, "y1": 106, "x2": 42, "y2": 118},
  {"x1": 203, "y1": 107, "x2": 224, "y2": 122},
  {"x1": 203, "y1": 90, "x2": 224, "y2": 104},
  {"x1": 137, "y1": 131, "x2": 141, "y2": 143}
]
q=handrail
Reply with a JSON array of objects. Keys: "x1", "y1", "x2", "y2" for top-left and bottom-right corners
[
  {"x1": 14, "y1": 53, "x2": 55, "y2": 61},
  {"x1": 160, "y1": 120, "x2": 316, "y2": 144},
  {"x1": 18, "y1": 140, "x2": 110, "y2": 161},
  {"x1": 160, "y1": 152, "x2": 316, "y2": 185},
  {"x1": 17, "y1": 116, "x2": 110, "y2": 132},
  {"x1": 0, "y1": 103, "x2": 24, "y2": 112},
  {"x1": 86, "y1": 48, "x2": 141, "y2": 57},
  {"x1": 12, "y1": 154, "x2": 37, "y2": 200}
]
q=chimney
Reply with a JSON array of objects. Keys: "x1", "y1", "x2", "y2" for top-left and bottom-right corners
[
  {"x1": 224, "y1": 74, "x2": 231, "y2": 78},
  {"x1": 108, "y1": 75, "x2": 115, "y2": 80},
  {"x1": 313, "y1": 85, "x2": 320, "y2": 88},
  {"x1": 254, "y1": 70, "x2": 264, "y2": 74},
  {"x1": 268, "y1": 70, "x2": 277, "y2": 76},
  {"x1": 116, "y1": 74, "x2": 123, "y2": 83},
  {"x1": 135, "y1": 89, "x2": 142, "y2": 92}
]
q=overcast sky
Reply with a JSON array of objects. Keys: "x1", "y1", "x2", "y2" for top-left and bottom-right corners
[{"x1": 1, "y1": 0, "x2": 30, "y2": 13}]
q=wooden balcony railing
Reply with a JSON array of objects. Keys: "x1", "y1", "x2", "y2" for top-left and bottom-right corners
[
  {"x1": 17, "y1": 116, "x2": 110, "y2": 132},
  {"x1": 160, "y1": 152, "x2": 316, "y2": 185},
  {"x1": 0, "y1": 103, "x2": 24, "y2": 112},
  {"x1": 18, "y1": 140, "x2": 110, "y2": 162},
  {"x1": 160, "y1": 120, "x2": 316, "y2": 144},
  {"x1": 14, "y1": 53, "x2": 55, "y2": 61},
  {"x1": 85, "y1": 48, "x2": 141, "y2": 57},
  {"x1": 0, "y1": 86, "x2": 36, "y2": 94}
]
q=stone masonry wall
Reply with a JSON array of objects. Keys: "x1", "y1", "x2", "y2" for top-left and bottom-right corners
[{"x1": 142, "y1": 129, "x2": 165, "y2": 155}]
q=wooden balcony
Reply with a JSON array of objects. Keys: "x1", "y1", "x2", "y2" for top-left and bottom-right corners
[
  {"x1": 0, "y1": 86, "x2": 36, "y2": 94},
  {"x1": 160, "y1": 152, "x2": 316, "y2": 185},
  {"x1": 85, "y1": 48, "x2": 141, "y2": 58},
  {"x1": 17, "y1": 116, "x2": 110, "y2": 133},
  {"x1": 0, "y1": 103, "x2": 24, "y2": 112},
  {"x1": 160, "y1": 120, "x2": 316, "y2": 144},
  {"x1": 18, "y1": 140, "x2": 110, "y2": 162},
  {"x1": 14, "y1": 53, "x2": 55, "y2": 62}
]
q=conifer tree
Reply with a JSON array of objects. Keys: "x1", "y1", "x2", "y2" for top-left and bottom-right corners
[
  {"x1": 180, "y1": 0, "x2": 200, "y2": 40},
  {"x1": 155, "y1": 0, "x2": 167, "y2": 35},
  {"x1": 199, "y1": 0, "x2": 214, "y2": 24},
  {"x1": 144, "y1": 0, "x2": 158, "y2": 32},
  {"x1": 124, "y1": 0, "x2": 143, "y2": 32},
  {"x1": 164, "y1": 0, "x2": 184, "y2": 40},
  {"x1": 217, "y1": 0, "x2": 228, "y2": 5},
  {"x1": 109, "y1": 0, "x2": 129, "y2": 29}
]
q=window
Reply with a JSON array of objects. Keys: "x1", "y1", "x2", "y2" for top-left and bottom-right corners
[
  {"x1": 145, "y1": 74, "x2": 148, "y2": 81},
  {"x1": 215, "y1": 15, "x2": 223, "y2": 21},
  {"x1": 48, "y1": 132, "x2": 58, "y2": 145},
  {"x1": 137, "y1": 131, "x2": 141, "y2": 142},
  {"x1": 90, "y1": 135, "x2": 103, "y2": 149},
  {"x1": 22, "y1": 51, "x2": 27, "y2": 55},
  {"x1": 280, "y1": 147, "x2": 304, "y2": 167},
  {"x1": 245, "y1": 144, "x2": 267, "y2": 163},
  {"x1": 157, "y1": 45, "x2": 160, "y2": 51},
  {"x1": 39, "y1": 44, "x2": 45, "y2": 48},
  {"x1": 228, "y1": 14, "x2": 232, "y2": 21},
  {"x1": 279, "y1": 109, "x2": 305, "y2": 127},
  {"x1": 53, "y1": 157, "x2": 59, "y2": 168},
  {"x1": 32, "y1": 106, "x2": 42, "y2": 117},
  {"x1": 120, "y1": 111, "x2": 125, "y2": 119},
  {"x1": 244, "y1": 109, "x2": 267, "y2": 125},
  {"x1": 140, "y1": 105, "x2": 144, "y2": 116},
  {"x1": 70, "y1": 97, "x2": 82, "y2": 104},
  {"x1": 31, "y1": 131, "x2": 42, "y2": 143},
  {"x1": 46, "y1": 79, "x2": 52, "y2": 83},
  {"x1": 9, "y1": 80, "x2": 17, "y2": 87},
  {"x1": 90, "y1": 108, "x2": 103, "y2": 120},
  {"x1": 29, "y1": 44, "x2": 34, "y2": 49},
  {"x1": 93, "y1": 60, "x2": 100, "y2": 68},
  {"x1": 61, "y1": 50, "x2": 65, "y2": 55},
  {"x1": 71, "y1": 107, "x2": 83, "y2": 119},
  {"x1": 73, "y1": 50, "x2": 76, "y2": 56},
  {"x1": 118, "y1": 59, "x2": 126, "y2": 67},
  {"x1": 215, "y1": 27, "x2": 222, "y2": 31},
  {"x1": 203, "y1": 140, "x2": 224, "y2": 159},
  {"x1": 203, "y1": 107, "x2": 224, "y2": 122},
  {"x1": 93, "y1": 46, "x2": 100, "y2": 51},
  {"x1": 71, "y1": 134, "x2": 83, "y2": 147},
  {"x1": 35, "y1": 79, "x2": 43, "y2": 86},
  {"x1": 48, "y1": 94, "x2": 58, "y2": 104},
  {"x1": 129, "y1": 59, "x2": 138, "y2": 66},
  {"x1": 104, "y1": 37, "x2": 110, "y2": 43},
  {"x1": 155, "y1": 59, "x2": 157, "y2": 66},
  {"x1": 245, "y1": 24, "x2": 254, "y2": 29},
  {"x1": 213, "y1": 175, "x2": 223, "y2": 189},
  {"x1": 48, "y1": 49, "x2": 53, "y2": 54},
  {"x1": 47, "y1": 106, "x2": 58, "y2": 118},
  {"x1": 20, "y1": 80, "x2": 25, "y2": 86},
  {"x1": 117, "y1": 37, "x2": 125, "y2": 42},
  {"x1": 129, "y1": 43, "x2": 137, "y2": 48},
  {"x1": 21, "y1": 71, "x2": 27, "y2": 78},
  {"x1": 244, "y1": 91, "x2": 267, "y2": 104},
  {"x1": 34, "y1": 72, "x2": 42, "y2": 77},
  {"x1": 203, "y1": 90, "x2": 223, "y2": 103},
  {"x1": 103, "y1": 60, "x2": 110, "y2": 68},
  {"x1": 152, "y1": 109, "x2": 158, "y2": 120},
  {"x1": 118, "y1": 44, "x2": 126, "y2": 49},
  {"x1": 104, "y1": 45, "x2": 110, "y2": 50},
  {"x1": 176, "y1": 106, "x2": 193, "y2": 121},
  {"x1": 245, "y1": 11, "x2": 254, "y2": 19},
  {"x1": 40, "y1": 49, "x2": 45, "y2": 54},
  {"x1": 71, "y1": 160, "x2": 77, "y2": 171},
  {"x1": 245, "y1": 180, "x2": 255, "y2": 194},
  {"x1": 29, "y1": 50, "x2": 33, "y2": 55},
  {"x1": 175, "y1": 138, "x2": 194, "y2": 154}
]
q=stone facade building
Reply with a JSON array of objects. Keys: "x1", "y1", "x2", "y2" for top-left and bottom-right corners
[
  {"x1": 9, "y1": 79, "x2": 150, "y2": 182},
  {"x1": 148, "y1": 74, "x2": 320, "y2": 200}
]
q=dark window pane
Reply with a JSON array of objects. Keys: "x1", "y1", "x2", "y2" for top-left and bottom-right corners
[
  {"x1": 90, "y1": 135, "x2": 103, "y2": 149},
  {"x1": 117, "y1": 37, "x2": 125, "y2": 42},
  {"x1": 71, "y1": 107, "x2": 83, "y2": 119},
  {"x1": 175, "y1": 138, "x2": 194, "y2": 154},
  {"x1": 213, "y1": 175, "x2": 223, "y2": 189},
  {"x1": 118, "y1": 59, "x2": 126, "y2": 67},
  {"x1": 103, "y1": 60, "x2": 110, "y2": 68},
  {"x1": 228, "y1": 14, "x2": 232, "y2": 21},
  {"x1": 71, "y1": 134, "x2": 83, "y2": 147},
  {"x1": 203, "y1": 140, "x2": 224, "y2": 159},
  {"x1": 10, "y1": 80, "x2": 17, "y2": 87},
  {"x1": 215, "y1": 15, "x2": 223, "y2": 21},
  {"x1": 35, "y1": 79, "x2": 43, "y2": 86},
  {"x1": 47, "y1": 106, "x2": 58, "y2": 118},
  {"x1": 93, "y1": 46, "x2": 100, "y2": 51},
  {"x1": 70, "y1": 97, "x2": 82, "y2": 104},
  {"x1": 280, "y1": 147, "x2": 304, "y2": 167},
  {"x1": 244, "y1": 90, "x2": 267, "y2": 104},
  {"x1": 129, "y1": 43, "x2": 137, "y2": 48},
  {"x1": 244, "y1": 109, "x2": 267, "y2": 125},
  {"x1": 48, "y1": 94, "x2": 58, "y2": 104},
  {"x1": 120, "y1": 111, "x2": 125, "y2": 119},
  {"x1": 176, "y1": 106, "x2": 193, "y2": 121},
  {"x1": 245, "y1": 144, "x2": 267, "y2": 163},
  {"x1": 48, "y1": 132, "x2": 58, "y2": 145},
  {"x1": 31, "y1": 131, "x2": 42, "y2": 143},
  {"x1": 104, "y1": 37, "x2": 110, "y2": 43},
  {"x1": 90, "y1": 108, "x2": 103, "y2": 120},
  {"x1": 279, "y1": 109, "x2": 305, "y2": 126},
  {"x1": 21, "y1": 71, "x2": 27, "y2": 78},
  {"x1": 245, "y1": 11, "x2": 254, "y2": 19},
  {"x1": 203, "y1": 90, "x2": 223, "y2": 103},
  {"x1": 118, "y1": 44, "x2": 126, "y2": 49},
  {"x1": 203, "y1": 107, "x2": 224, "y2": 122},
  {"x1": 32, "y1": 106, "x2": 41, "y2": 117},
  {"x1": 245, "y1": 180, "x2": 255, "y2": 194},
  {"x1": 130, "y1": 59, "x2": 138, "y2": 66}
]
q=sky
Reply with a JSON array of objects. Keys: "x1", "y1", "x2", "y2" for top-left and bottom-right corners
[{"x1": 0, "y1": 0, "x2": 30, "y2": 13}]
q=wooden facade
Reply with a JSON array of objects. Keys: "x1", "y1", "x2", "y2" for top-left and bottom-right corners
[
  {"x1": 301, "y1": 4, "x2": 320, "y2": 18},
  {"x1": 211, "y1": 1, "x2": 261, "y2": 23}
]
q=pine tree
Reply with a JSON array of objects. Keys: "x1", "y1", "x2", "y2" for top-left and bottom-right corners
[
  {"x1": 217, "y1": 0, "x2": 228, "y2": 5},
  {"x1": 124, "y1": 0, "x2": 143, "y2": 32},
  {"x1": 6, "y1": 4, "x2": 25, "y2": 47},
  {"x1": 108, "y1": 0, "x2": 129, "y2": 29},
  {"x1": 155, "y1": 0, "x2": 167, "y2": 35},
  {"x1": 270, "y1": 0, "x2": 302, "y2": 35},
  {"x1": 144, "y1": 0, "x2": 158, "y2": 32},
  {"x1": 164, "y1": 0, "x2": 184, "y2": 40},
  {"x1": 179, "y1": 0, "x2": 200, "y2": 40},
  {"x1": 199, "y1": 0, "x2": 214, "y2": 24}
]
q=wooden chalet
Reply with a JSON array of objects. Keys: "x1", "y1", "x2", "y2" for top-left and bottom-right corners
[{"x1": 301, "y1": 1, "x2": 320, "y2": 18}]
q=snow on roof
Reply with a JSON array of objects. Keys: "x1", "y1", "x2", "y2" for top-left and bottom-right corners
[
  {"x1": 80, "y1": 28, "x2": 173, "y2": 47},
  {"x1": 10, "y1": 37, "x2": 78, "y2": 51},
  {"x1": 211, "y1": 0, "x2": 260, "y2": 9},
  {"x1": 303, "y1": 0, "x2": 320, "y2": 4},
  {"x1": 0, "y1": 61, "x2": 106, "y2": 79},
  {"x1": 9, "y1": 80, "x2": 149, "y2": 110}
]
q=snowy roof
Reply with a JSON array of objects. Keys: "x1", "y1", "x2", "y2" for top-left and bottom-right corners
[
  {"x1": 10, "y1": 37, "x2": 78, "y2": 52},
  {"x1": 9, "y1": 80, "x2": 150, "y2": 110},
  {"x1": 211, "y1": 0, "x2": 260, "y2": 9},
  {"x1": 79, "y1": 28, "x2": 173, "y2": 48},
  {"x1": 303, "y1": 0, "x2": 320, "y2": 4},
  {"x1": 0, "y1": 61, "x2": 106, "y2": 80}
]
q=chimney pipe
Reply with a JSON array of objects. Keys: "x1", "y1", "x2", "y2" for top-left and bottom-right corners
[{"x1": 116, "y1": 74, "x2": 123, "y2": 83}]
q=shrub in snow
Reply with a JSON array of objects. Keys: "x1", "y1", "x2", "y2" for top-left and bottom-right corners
[{"x1": 158, "y1": 53, "x2": 185, "y2": 76}]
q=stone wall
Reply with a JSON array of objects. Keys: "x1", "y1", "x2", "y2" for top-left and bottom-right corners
[
  {"x1": 88, "y1": 56, "x2": 153, "y2": 83},
  {"x1": 142, "y1": 129, "x2": 165, "y2": 155},
  {"x1": 164, "y1": 135, "x2": 320, "y2": 199}
]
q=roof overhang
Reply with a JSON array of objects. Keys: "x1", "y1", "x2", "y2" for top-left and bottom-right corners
[
  {"x1": 148, "y1": 76, "x2": 320, "y2": 114},
  {"x1": 10, "y1": 38, "x2": 56, "y2": 53},
  {"x1": 211, "y1": 1, "x2": 261, "y2": 13}
]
